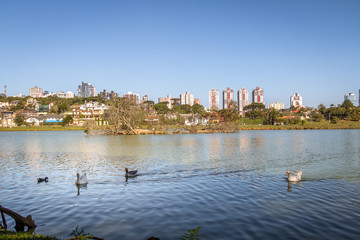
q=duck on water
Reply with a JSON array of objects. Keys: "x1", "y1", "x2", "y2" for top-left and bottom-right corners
[{"x1": 125, "y1": 168, "x2": 138, "y2": 177}]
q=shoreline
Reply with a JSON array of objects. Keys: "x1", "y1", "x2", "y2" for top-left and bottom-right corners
[
  {"x1": 1, "y1": 123, "x2": 360, "y2": 133},
  {"x1": 0, "y1": 121, "x2": 360, "y2": 135}
]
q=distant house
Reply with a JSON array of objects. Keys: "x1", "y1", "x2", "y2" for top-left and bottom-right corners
[
  {"x1": 39, "y1": 105, "x2": 50, "y2": 112},
  {"x1": 1, "y1": 111, "x2": 16, "y2": 127},
  {"x1": 0, "y1": 102, "x2": 9, "y2": 110},
  {"x1": 145, "y1": 115, "x2": 159, "y2": 123},
  {"x1": 25, "y1": 116, "x2": 46, "y2": 126},
  {"x1": 181, "y1": 114, "x2": 209, "y2": 126},
  {"x1": 44, "y1": 115, "x2": 63, "y2": 123}
]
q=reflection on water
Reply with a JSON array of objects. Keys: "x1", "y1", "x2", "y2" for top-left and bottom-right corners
[
  {"x1": 76, "y1": 184, "x2": 87, "y2": 196},
  {"x1": 0, "y1": 130, "x2": 359, "y2": 240},
  {"x1": 287, "y1": 180, "x2": 302, "y2": 192}
]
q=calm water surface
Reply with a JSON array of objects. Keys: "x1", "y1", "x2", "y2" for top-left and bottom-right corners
[{"x1": 0, "y1": 130, "x2": 359, "y2": 239}]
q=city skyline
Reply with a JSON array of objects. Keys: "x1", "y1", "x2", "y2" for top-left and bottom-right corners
[{"x1": 1, "y1": 0, "x2": 359, "y2": 107}]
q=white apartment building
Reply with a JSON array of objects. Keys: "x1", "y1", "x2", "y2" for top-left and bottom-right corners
[
  {"x1": 78, "y1": 81, "x2": 97, "y2": 98},
  {"x1": 268, "y1": 102, "x2": 285, "y2": 110},
  {"x1": 223, "y1": 87, "x2": 234, "y2": 109},
  {"x1": 209, "y1": 89, "x2": 220, "y2": 110},
  {"x1": 180, "y1": 92, "x2": 194, "y2": 106},
  {"x1": 252, "y1": 86, "x2": 264, "y2": 104},
  {"x1": 237, "y1": 87, "x2": 249, "y2": 115},
  {"x1": 29, "y1": 86, "x2": 43, "y2": 98},
  {"x1": 290, "y1": 93, "x2": 303, "y2": 108}
]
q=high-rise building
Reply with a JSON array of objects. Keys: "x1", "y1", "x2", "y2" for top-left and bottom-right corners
[
  {"x1": 208, "y1": 89, "x2": 220, "y2": 110},
  {"x1": 100, "y1": 89, "x2": 118, "y2": 100},
  {"x1": 237, "y1": 87, "x2": 249, "y2": 115},
  {"x1": 180, "y1": 92, "x2": 194, "y2": 106},
  {"x1": 290, "y1": 93, "x2": 303, "y2": 108},
  {"x1": 158, "y1": 95, "x2": 172, "y2": 109},
  {"x1": 123, "y1": 91, "x2": 140, "y2": 104},
  {"x1": 77, "y1": 81, "x2": 97, "y2": 98},
  {"x1": 268, "y1": 102, "x2": 285, "y2": 110},
  {"x1": 344, "y1": 92, "x2": 356, "y2": 106},
  {"x1": 252, "y1": 86, "x2": 264, "y2": 104},
  {"x1": 29, "y1": 85, "x2": 43, "y2": 98},
  {"x1": 223, "y1": 87, "x2": 234, "y2": 109}
]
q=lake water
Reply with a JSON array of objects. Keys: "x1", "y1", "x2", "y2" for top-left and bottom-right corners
[{"x1": 0, "y1": 130, "x2": 359, "y2": 240}]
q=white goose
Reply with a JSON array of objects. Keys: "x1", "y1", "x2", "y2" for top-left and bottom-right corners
[
  {"x1": 75, "y1": 173, "x2": 88, "y2": 185},
  {"x1": 286, "y1": 171, "x2": 302, "y2": 182}
]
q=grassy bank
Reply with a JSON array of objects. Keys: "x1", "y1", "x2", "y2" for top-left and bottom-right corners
[{"x1": 0, "y1": 126, "x2": 85, "y2": 131}]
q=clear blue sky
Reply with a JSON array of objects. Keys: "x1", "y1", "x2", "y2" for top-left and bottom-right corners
[{"x1": 1, "y1": 0, "x2": 359, "y2": 108}]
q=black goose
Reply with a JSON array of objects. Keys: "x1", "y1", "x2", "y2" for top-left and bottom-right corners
[
  {"x1": 37, "y1": 177, "x2": 48, "y2": 182},
  {"x1": 125, "y1": 168, "x2": 138, "y2": 177}
]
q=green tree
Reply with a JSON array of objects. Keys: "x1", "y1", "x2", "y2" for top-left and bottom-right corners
[
  {"x1": 180, "y1": 104, "x2": 192, "y2": 114},
  {"x1": 154, "y1": 102, "x2": 169, "y2": 114},
  {"x1": 191, "y1": 104, "x2": 205, "y2": 115},
  {"x1": 263, "y1": 108, "x2": 280, "y2": 125},
  {"x1": 14, "y1": 114, "x2": 25, "y2": 126},
  {"x1": 310, "y1": 111, "x2": 324, "y2": 122},
  {"x1": 62, "y1": 115, "x2": 73, "y2": 126}
]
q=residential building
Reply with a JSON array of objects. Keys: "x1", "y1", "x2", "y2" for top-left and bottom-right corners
[
  {"x1": 142, "y1": 95, "x2": 149, "y2": 103},
  {"x1": 123, "y1": 91, "x2": 140, "y2": 104},
  {"x1": 0, "y1": 102, "x2": 9, "y2": 110},
  {"x1": 77, "y1": 81, "x2": 97, "y2": 98},
  {"x1": 1, "y1": 111, "x2": 15, "y2": 127},
  {"x1": 29, "y1": 86, "x2": 43, "y2": 98},
  {"x1": 252, "y1": 86, "x2": 264, "y2": 104},
  {"x1": 237, "y1": 87, "x2": 249, "y2": 115},
  {"x1": 100, "y1": 89, "x2": 118, "y2": 100},
  {"x1": 344, "y1": 92, "x2": 356, "y2": 106},
  {"x1": 180, "y1": 92, "x2": 194, "y2": 106},
  {"x1": 57, "y1": 91, "x2": 66, "y2": 98},
  {"x1": 268, "y1": 102, "x2": 285, "y2": 110},
  {"x1": 208, "y1": 89, "x2": 220, "y2": 110},
  {"x1": 171, "y1": 98, "x2": 181, "y2": 106},
  {"x1": 223, "y1": 87, "x2": 234, "y2": 109},
  {"x1": 66, "y1": 91, "x2": 75, "y2": 98},
  {"x1": 194, "y1": 98, "x2": 200, "y2": 105},
  {"x1": 290, "y1": 93, "x2": 303, "y2": 108},
  {"x1": 158, "y1": 95, "x2": 172, "y2": 109}
]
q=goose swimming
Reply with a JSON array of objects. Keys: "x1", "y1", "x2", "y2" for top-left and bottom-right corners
[
  {"x1": 37, "y1": 177, "x2": 48, "y2": 182},
  {"x1": 75, "y1": 173, "x2": 88, "y2": 185},
  {"x1": 125, "y1": 168, "x2": 138, "y2": 177},
  {"x1": 286, "y1": 171, "x2": 302, "y2": 182}
]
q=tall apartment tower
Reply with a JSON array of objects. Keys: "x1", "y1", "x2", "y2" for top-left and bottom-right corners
[
  {"x1": 290, "y1": 93, "x2": 303, "y2": 108},
  {"x1": 123, "y1": 91, "x2": 140, "y2": 104},
  {"x1": 29, "y1": 85, "x2": 43, "y2": 98},
  {"x1": 344, "y1": 92, "x2": 356, "y2": 106},
  {"x1": 77, "y1": 81, "x2": 97, "y2": 98},
  {"x1": 209, "y1": 89, "x2": 220, "y2": 110},
  {"x1": 237, "y1": 87, "x2": 249, "y2": 115},
  {"x1": 252, "y1": 86, "x2": 264, "y2": 104},
  {"x1": 223, "y1": 87, "x2": 234, "y2": 109},
  {"x1": 180, "y1": 92, "x2": 194, "y2": 106}
]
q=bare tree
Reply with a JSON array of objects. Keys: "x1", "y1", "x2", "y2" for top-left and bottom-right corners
[{"x1": 105, "y1": 97, "x2": 145, "y2": 134}]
